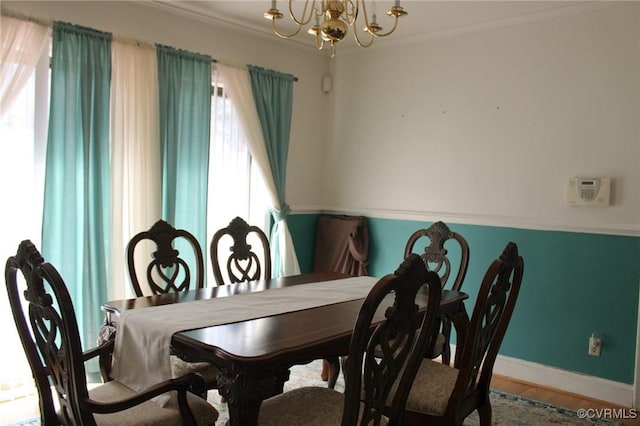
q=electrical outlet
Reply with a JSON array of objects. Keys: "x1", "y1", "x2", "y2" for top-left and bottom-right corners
[{"x1": 588, "y1": 334, "x2": 602, "y2": 356}]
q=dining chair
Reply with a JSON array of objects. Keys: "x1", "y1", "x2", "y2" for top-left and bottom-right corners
[
  {"x1": 397, "y1": 242, "x2": 524, "y2": 426},
  {"x1": 210, "y1": 216, "x2": 271, "y2": 285},
  {"x1": 404, "y1": 221, "x2": 470, "y2": 365},
  {"x1": 258, "y1": 253, "x2": 443, "y2": 426},
  {"x1": 127, "y1": 219, "x2": 205, "y2": 296},
  {"x1": 5, "y1": 240, "x2": 219, "y2": 426},
  {"x1": 126, "y1": 219, "x2": 219, "y2": 395}
]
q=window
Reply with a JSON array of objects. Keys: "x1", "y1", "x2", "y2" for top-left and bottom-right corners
[
  {"x1": 206, "y1": 71, "x2": 270, "y2": 284},
  {"x1": 0, "y1": 52, "x2": 270, "y2": 399},
  {"x1": 0, "y1": 49, "x2": 50, "y2": 401}
]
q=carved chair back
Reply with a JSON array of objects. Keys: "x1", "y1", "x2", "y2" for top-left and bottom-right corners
[
  {"x1": 210, "y1": 216, "x2": 271, "y2": 285},
  {"x1": 403, "y1": 221, "x2": 470, "y2": 292},
  {"x1": 446, "y1": 242, "x2": 523, "y2": 418},
  {"x1": 342, "y1": 254, "x2": 442, "y2": 426},
  {"x1": 127, "y1": 220, "x2": 205, "y2": 296},
  {"x1": 5, "y1": 241, "x2": 58, "y2": 425},
  {"x1": 6, "y1": 240, "x2": 97, "y2": 425},
  {"x1": 404, "y1": 221, "x2": 470, "y2": 365}
]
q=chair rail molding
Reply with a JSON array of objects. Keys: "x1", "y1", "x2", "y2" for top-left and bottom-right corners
[{"x1": 290, "y1": 205, "x2": 640, "y2": 237}]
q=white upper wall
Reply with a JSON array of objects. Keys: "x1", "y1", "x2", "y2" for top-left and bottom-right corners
[
  {"x1": 326, "y1": 2, "x2": 639, "y2": 235},
  {"x1": 4, "y1": 1, "x2": 638, "y2": 235},
  {"x1": 2, "y1": 0, "x2": 332, "y2": 209}
]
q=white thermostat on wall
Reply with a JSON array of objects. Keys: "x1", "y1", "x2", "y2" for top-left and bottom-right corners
[{"x1": 566, "y1": 177, "x2": 611, "y2": 206}]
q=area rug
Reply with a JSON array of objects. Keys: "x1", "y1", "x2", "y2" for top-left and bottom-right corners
[
  {"x1": 208, "y1": 359, "x2": 621, "y2": 426},
  {"x1": 8, "y1": 360, "x2": 621, "y2": 425}
]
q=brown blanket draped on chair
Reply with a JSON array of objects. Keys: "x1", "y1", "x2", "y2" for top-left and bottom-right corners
[
  {"x1": 313, "y1": 214, "x2": 369, "y2": 277},
  {"x1": 313, "y1": 214, "x2": 370, "y2": 383}
]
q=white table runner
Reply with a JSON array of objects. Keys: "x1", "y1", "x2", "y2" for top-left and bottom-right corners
[{"x1": 111, "y1": 276, "x2": 378, "y2": 393}]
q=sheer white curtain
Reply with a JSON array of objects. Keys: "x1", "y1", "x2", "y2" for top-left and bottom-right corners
[
  {"x1": 109, "y1": 40, "x2": 161, "y2": 300},
  {"x1": 0, "y1": 30, "x2": 50, "y2": 401},
  {"x1": 216, "y1": 63, "x2": 300, "y2": 277},
  {"x1": 207, "y1": 71, "x2": 272, "y2": 284},
  {"x1": 0, "y1": 15, "x2": 50, "y2": 120},
  {"x1": 208, "y1": 71, "x2": 253, "y2": 231}
]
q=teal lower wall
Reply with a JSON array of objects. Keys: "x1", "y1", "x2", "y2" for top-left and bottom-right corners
[
  {"x1": 287, "y1": 213, "x2": 319, "y2": 273},
  {"x1": 287, "y1": 213, "x2": 640, "y2": 384}
]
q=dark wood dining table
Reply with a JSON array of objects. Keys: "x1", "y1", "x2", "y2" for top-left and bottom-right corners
[{"x1": 102, "y1": 272, "x2": 469, "y2": 426}]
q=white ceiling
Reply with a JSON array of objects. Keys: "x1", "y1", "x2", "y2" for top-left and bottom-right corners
[{"x1": 148, "y1": 1, "x2": 591, "y2": 49}]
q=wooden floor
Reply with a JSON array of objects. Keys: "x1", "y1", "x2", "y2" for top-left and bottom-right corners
[
  {"x1": 1, "y1": 375, "x2": 637, "y2": 425},
  {"x1": 491, "y1": 374, "x2": 639, "y2": 425}
]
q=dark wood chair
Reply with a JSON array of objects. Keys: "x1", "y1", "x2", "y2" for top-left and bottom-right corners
[
  {"x1": 210, "y1": 216, "x2": 271, "y2": 285},
  {"x1": 398, "y1": 242, "x2": 524, "y2": 426},
  {"x1": 126, "y1": 219, "x2": 219, "y2": 394},
  {"x1": 258, "y1": 254, "x2": 443, "y2": 426},
  {"x1": 5, "y1": 240, "x2": 219, "y2": 426},
  {"x1": 127, "y1": 219, "x2": 205, "y2": 296},
  {"x1": 404, "y1": 221, "x2": 470, "y2": 365}
]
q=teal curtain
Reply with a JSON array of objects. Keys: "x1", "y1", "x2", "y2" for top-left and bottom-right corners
[
  {"x1": 41, "y1": 22, "x2": 112, "y2": 364},
  {"x1": 247, "y1": 65, "x2": 295, "y2": 276},
  {"x1": 156, "y1": 45, "x2": 211, "y2": 262}
]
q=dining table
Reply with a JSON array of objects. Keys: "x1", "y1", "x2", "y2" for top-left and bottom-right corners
[{"x1": 102, "y1": 271, "x2": 469, "y2": 426}]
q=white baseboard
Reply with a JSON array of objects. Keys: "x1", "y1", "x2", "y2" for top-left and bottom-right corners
[
  {"x1": 443, "y1": 345, "x2": 634, "y2": 407},
  {"x1": 492, "y1": 353, "x2": 634, "y2": 408}
]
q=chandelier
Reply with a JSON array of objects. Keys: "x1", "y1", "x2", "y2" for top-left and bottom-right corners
[{"x1": 264, "y1": 1, "x2": 408, "y2": 57}]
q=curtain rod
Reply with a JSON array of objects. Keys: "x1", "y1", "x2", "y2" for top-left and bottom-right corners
[
  {"x1": 2, "y1": 9, "x2": 299, "y2": 83},
  {"x1": 1, "y1": 7, "x2": 52, "y2": 27},
  {"x1": 211, "y1": 58, "x2": 298, "y2": 82}
]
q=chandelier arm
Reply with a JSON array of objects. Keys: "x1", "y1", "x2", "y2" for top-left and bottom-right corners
[
  {"x1": 368, "y1": 16, "x2": 400, "y2": 38},
  {"x1": 271, "y1": 19, "x2": 303, "y2": 39},
  {"x1": 358, "y1": 0, "x2": 401, "y2": 38},
  {"x1": 344, "y1": 0, "x2": 358, "y2": 25},
  {"x1": 352, "y1": 23, "x2": 375, "y2": 48},
  {"x1": 349, "y1": 0, "x2": 373, "y2": 48},
  {"x1": 288, "y1": 0, "x2": 317, "y2": 26}
]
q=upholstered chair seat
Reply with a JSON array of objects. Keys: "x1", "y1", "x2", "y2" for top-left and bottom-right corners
[
  {"x1": 259, "y1": 386, "x2": 391, "y2": 426},
  {"x1": 89, "y1": 380, "x2": 218, "y2": 426},
  {"x1": 404, "y1": 360, "x2": 459, "y2": 416},
  {"x1": 170, "y1": 356, "x2": 220, "y2": 383},
  {"x1": 258, "y1": 387, "x2": 385, "y2": 426}
]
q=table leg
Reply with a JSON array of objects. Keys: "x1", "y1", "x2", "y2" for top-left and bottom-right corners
[
  {"x1": 325, "y1": 356, "x2": 341, "y2": 389},
  {"x1": 218, "y1": 368, "x2": 290, "y2": 426},
  {"x1": 449, "y1": 305, "x2": 470, "y2": 369}
]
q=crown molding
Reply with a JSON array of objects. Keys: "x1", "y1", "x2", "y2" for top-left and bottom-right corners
[
  {"x1": 139, "y1": 0, "x2": 315, "y2": 53},
  {"x1": 135, "y1": 1, "x2": 615, "y2": 59},
  {"x1": 338, "y1": 1, "x2": 612, "y2": 56}
]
